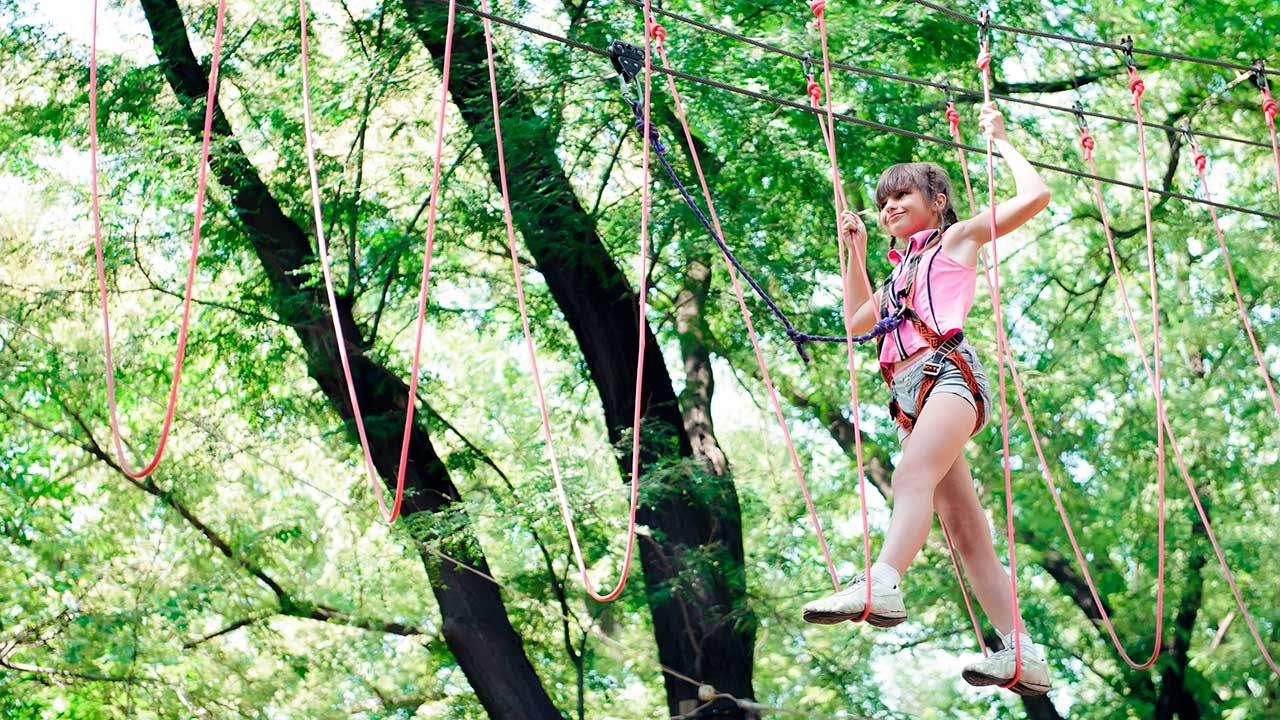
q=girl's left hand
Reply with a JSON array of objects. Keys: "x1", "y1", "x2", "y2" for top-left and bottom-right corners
[{"x1": 978, "y1": 102, "x2": 1008, "y2": 141}]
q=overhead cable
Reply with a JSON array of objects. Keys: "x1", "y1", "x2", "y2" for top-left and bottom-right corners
[{"x1": 425, "y1": 0, "x2": 1280, "y2": 223}]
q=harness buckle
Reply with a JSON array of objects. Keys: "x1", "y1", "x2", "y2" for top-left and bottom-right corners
[{"x1": 921, "y1": 358, "x2": 945, "y2": 377}]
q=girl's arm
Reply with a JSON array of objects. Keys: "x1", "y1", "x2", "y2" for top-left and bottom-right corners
[
  {"x1": 945, "y1": 103, "x2": 1051, "y2": 253},
  {"x1": 839, "y1": 211, "x2": 879, "y2": 335}
]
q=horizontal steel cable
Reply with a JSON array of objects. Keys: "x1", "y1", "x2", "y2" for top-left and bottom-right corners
[
  {"x1": 622, "y1": 0, "x2": 1273, "y2": 151},
  {"x1": 908, "y1": 0, "x2": 1278, "y2": 78},
  {"x1": 423, "y1": 0, "x2": 1280, "y2": 223}
]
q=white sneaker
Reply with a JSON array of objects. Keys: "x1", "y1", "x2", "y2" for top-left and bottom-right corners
[
  {"x1": 801, "y1": 572, "x2": 907, "y2": 627},
  {"x1": 961, "y1": 631, "x2": 1051, "y2": 696}
]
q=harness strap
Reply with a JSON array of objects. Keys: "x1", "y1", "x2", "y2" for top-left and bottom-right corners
[{"x1": 876, "y1": 234, "x2": 985, "y2": 436}]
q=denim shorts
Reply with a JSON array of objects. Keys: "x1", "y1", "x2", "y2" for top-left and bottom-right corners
[{"x1": 889, "y1": 342, "x2": 993, "y2": 440}]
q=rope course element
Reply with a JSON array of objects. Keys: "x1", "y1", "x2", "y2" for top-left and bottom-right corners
[
  {"x1": 1256, "y1": 63, "x2": 1280, "y2": 205},
  {"x1": 640, "y1": 13, "x2": 844, "y2": 590},
  {"x1": 971, "y1": 13, "x2": 1026, "y2": 690},
  {"x1": 807, "y1": 0, "x2": 875, "y2": 610},
  {"x1": 88, "y1": 0, "x2": 229, "y2": 480},
  {"x1": 1062, "y1": 76, "x2": 1171, "y2": 670},
  {"x1": 422, "y1": 0, "x2": 1280, "y2": 224},
  {"x1": 908, "y1": 0, "x2": 1279, "y2": 78},
  {"x1": 297, "y1": 0, "x2": 460, "y2": 522},
  {"x1": 482, "y1": 2, "x2": 646, "y2": 603},
  {"x1": 1182, "y1": 130, "x2": 1280, "y2": 419},
  {"x1": 620, "y1": 0, "x2": 1273, "y2": 153}
]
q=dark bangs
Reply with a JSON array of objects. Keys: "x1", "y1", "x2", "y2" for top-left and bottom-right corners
[{"x1": 874, "y1": 163, "x2": 932, "y2": 208}]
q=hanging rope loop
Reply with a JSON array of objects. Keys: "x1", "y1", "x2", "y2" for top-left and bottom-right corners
[
  {"x1": 647, "y1": 17, "x2": 666, "y2": 43},
  {"x1": 975, "y1": 42, "x2": 992, "y2": 72},
  {"x1": 807, "y1": 78, "x2": 822, "y2": 102},
  {"x1": 1262, "y1": 88, "x2": 1278, "y2": 122},
  {"x1": 945, "y1": 101, "x2": 961, "y2": 130},
  {"x1": 809, "y1": 0, "x2": 825, "y2": 17},
  {"x1": 1128, "y1": 66, "x2": 1145, "y2": 99},
  {"x1": 1080, "y1": 129, "x2": 1096, "y2": 159}
]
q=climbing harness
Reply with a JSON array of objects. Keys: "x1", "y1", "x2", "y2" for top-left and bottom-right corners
[{"x1": 873, "y1": 235, "x2": 986, "y2": 437}]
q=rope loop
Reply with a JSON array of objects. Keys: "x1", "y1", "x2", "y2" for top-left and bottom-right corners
[
  {"x1": 1194, "y1": 151, "x2": 1207, "y2": 174},
  {"x1": 945, "y1": 102, "x2": 961, "y2": 129},
  {"x1": 1262, "y1": 88, "x2": 1278, "y2": 122},
  {"x1": 1079, "y1": 129, "x2": 1095, "y2": 160},
  {"x1": 809, "y1": 0, "x2": 825, "y2": 17},
  {"x1": 1128, "y1": 66, "x2": 1145, "y2": 99},
  {"x1": 648, "y1": 18, "x2": 666, "y2": 43},
  {"x1": 975, "y1": 42, "x2": 992, "y2": 73},
  {"x1": 807, "y1": 78, "x2": 822, "y2": 103}
]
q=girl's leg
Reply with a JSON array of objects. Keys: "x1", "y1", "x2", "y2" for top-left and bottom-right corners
[
  {"x1": 876, "y1": 392, "x2": 975, "y2": 574},
  {"x1": 933, "y1": 454, "x2": 1023, "y2": 636}
]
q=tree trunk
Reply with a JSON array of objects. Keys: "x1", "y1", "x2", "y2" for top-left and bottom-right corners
[
  {"x1": 397, "y1": 2, "x2": 757, "y2": 716},
  {"x1": 1155, "y1": 501, "x2": 1210, "y2": 720},
  {"x1": 138, "y1": 1, "x2": 561, "y2": 716}
]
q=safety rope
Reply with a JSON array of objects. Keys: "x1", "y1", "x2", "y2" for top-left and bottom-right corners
[
  {"x1": 1183, "y1": 136, "x2": 1280, "y2": 418},
  {"x1": 89, "y1": 0, "x2": 228, "y2": 480},
  {"x1": 973, "y1": 15, "x2": 1026, "y2": 690},
  {"x1": 648, "y1": 15, "x2": 841, "y2": 589},
  {"x1": 1256, "y1": 65, "x2": 1280, "y2": 206},
  {"x1": 483, "y1": 3, "x2": 647, "y2": 602},
  {"x1": 808, "y1": 0, "x2": 875, "y2": 618},
  {"x1": 940, "y1": 95, "x2": 990, "y2": 658},
  {"x1": 297, "y1": 0, "x2": 458, "y2": 522},
  {"x1": 420, "y1": 0, "x2": 1280, "y2": 224}
]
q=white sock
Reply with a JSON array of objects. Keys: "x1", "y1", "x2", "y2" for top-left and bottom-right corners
[
  {"x1": 869, "y1": 561, "x2": 901, "y2": 587},
  {"x1": 1003, "y1": 631, "x2": 1040, "y2": 658}
]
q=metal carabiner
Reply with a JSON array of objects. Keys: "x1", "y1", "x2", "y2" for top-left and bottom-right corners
[
  {"x1": 1071, "y1": 100, "x2": 1089, "y2": 131},
  {"x1": 1120, "y1": 35, "x2": 1137, "y2": 69},
  {"x1": 976, "y1": 10, "x2": 991, "y2": 45}
]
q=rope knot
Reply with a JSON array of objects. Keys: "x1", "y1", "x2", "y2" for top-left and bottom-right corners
[
  {"x1": 809, "y1": 0, "x2": 825, "y2": 17},
  {"x1": 648, "y1": 21, "x2": 666, "y2": 43},
  {"x1": 1194, "y1": 151, "x2": 1207, "y2": 174},
  {"x1": 1262, "y1": 89, "x2": 1278, "y2": 121},
  {"x1": 1127, "y1": 67, "x2": 1145, "y2": 99},
  {"x1": 807, "y1": 79, "x2": 821, "y2": 103},
  {"x1": 1079, "y1": 131, "x2": 1095, "y2": 159},
  {"x1": 975, "y1": 45, "x2": 992, "y2": 72},
  {"x1": 945, "y1": 104, "x2": 960, "y2": 128}
]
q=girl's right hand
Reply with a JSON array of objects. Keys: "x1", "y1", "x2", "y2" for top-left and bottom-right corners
[{"x1": 840, "y1": 210, "x2": 867, "y2": 251}]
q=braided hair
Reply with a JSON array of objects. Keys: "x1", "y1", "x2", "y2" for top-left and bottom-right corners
[{"x1": 874, "y1": 162, "x2": 960, "y2": 248}]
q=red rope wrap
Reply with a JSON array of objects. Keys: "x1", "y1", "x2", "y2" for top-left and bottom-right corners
[
  {"x1": 1079, "y1": 128, "x2": 1095, "y2": 160},
  {"x1": 1128, "y1": 66, "x2": 1146, "y2": 99}
]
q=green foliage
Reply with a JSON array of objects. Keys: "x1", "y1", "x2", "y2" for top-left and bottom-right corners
[{"x1": 3, "y1": 0, "x2": 1280, "y2": 717}]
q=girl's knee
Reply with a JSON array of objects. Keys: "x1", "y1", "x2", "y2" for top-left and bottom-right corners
[{"x1": 891, "y1": 466, "x2": 943, "y2": 497}]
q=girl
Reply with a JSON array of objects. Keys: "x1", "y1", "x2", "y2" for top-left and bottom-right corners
[{"x1": 801, "y1": 102, "x2": 1053, "y2": 697}]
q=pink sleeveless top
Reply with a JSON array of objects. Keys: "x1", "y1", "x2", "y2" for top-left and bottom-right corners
[{"x1": 878, "y1": 228, "x2": 978, "y2": 368}]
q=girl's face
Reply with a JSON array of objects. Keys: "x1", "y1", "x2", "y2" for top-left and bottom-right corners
[{"x1": 877, "y1": 185, "x2": 946, "y2": 240}]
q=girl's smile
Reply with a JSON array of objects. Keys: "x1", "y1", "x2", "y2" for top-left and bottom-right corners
[{"x1": 878, "y1": 187, "x2": 946, "y2": 240}]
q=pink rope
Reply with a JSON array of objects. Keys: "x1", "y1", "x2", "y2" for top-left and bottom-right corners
[
  {"x1": 942, "y1": 103, "x2": 989, "y2": 657},
  {"x1": 650, "y1": 23, "x2": 838, "y2": 590},
  {"x1": 474, "y1": 2, "x2": 643, "y2": 602},
  {"x1": 810, "y1": 0, "x2": 872, "y2": 613},
  {"x1": 1186, "y1": 145, "x2": 1280, "y2": 419},
  {"x1": 1261, "y1": 87, "x2": 1280, "y2": 206},
  {"x1": 975, "y1": 38, "x2": 1026, "y2": 690},
  {"x1": 297, "y1": 0, "x2": 458, "y2": 522},
  {"x1": 89, "y1": 0, "x2": 228, "y2": 479}
]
